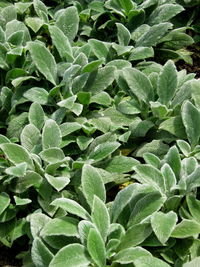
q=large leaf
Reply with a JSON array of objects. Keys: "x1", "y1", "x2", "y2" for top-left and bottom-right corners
[
  {"x1": 114, "y1": 247, "x2": 151, "y2": 264},
  {"x1": 183, "y1": 257, "x2": 200, "y2": 267},
  {"x1": 182, "y1": 100, "x2": 200, "y2": 147},
  {"x1": 157, "y1": 60, "x2": 177, "y2": 105},
  {"x1": 151, "y1": 211, "x2": 177, "y2": 244},
  {"x1": 28, "y1": 42, "x2": 57, "y2": 85},
  {"x1": 20, "y1": 123, "x2": 41, "y2": 152},
  {"x1": 82, "y1": 164, "x2": 106, "y2": 207},
  {"x1": 51, "y1": 198, "x2": 90, "y2": 220},
  {"x1": 49, "y1": 244, "x2": 90, "y2": 267},
  {"x1": 122, "y1": 67, "x2": 153, "y2": 102},
  {"x1": 31, "y1": 237, "x2": 53, "y2": 267},
  {"x1": 171, "y1": 219, "x2": 200, "y2": 238},
  {"x1": 87, "y1": 228, "x2": 106, "y2": 267},
  {"x1": 49, "y1": 25, "x2": 73, "y2": 61},
  {"x1": 118, "y1": 223, "x2": 152, "y2": 250},
  {"x1": 0, "y1": 143, "x2": 34, "y2": 170},
  {"x1": 42, "y1": 119, "x2": 62, "y2": 149},
  {"x1": 40, "y1": 217, "x2": 79, "y2": 237},
  {"x1": 147, "y1": 4, "x2": 184, "y2": 25},
  {"x1": 127, "y1": 192, "x2": 166, "y2": 227},
  {"x1": 134, "y1": 256, "x2": 171, "y2": 267},
  {"x1": 56, "y1": 6, "x2": 79, "y2": 41},
  {"x1": 88, "y1": 141, "x2": 120, "y2": 162},
  {"x1": 91, "y1": 196, "x2": 110, "y2": 242}
]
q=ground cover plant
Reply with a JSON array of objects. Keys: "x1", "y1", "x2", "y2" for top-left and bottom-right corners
[{"x1": 1, "y1": 0, "x2": 200, "y2": 266}]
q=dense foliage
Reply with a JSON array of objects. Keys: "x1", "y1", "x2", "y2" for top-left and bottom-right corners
[{"x1": 0, "y1": 0, "x2": 200, "y2": 266}]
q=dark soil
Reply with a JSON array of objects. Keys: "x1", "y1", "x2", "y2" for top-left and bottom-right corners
[{"x1": 176, "y1": 44, "x2": 200, "y2": 78}]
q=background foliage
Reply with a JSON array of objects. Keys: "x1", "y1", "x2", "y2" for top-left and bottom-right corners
[{"x1": 0, "y1": 0, "x2": 200, "y2": 266}]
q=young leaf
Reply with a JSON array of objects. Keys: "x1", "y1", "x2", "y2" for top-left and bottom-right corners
[
  {"x1": 51, "y1": 198, "x2": 90, "y2": 220},
  {"x1": 20, "y1": 124, "x2": 41, "y2": 152},
  {"x1": 31, "y1": 237, "x2": 53, "y2": 267},
  {"x1": 127, "y1": 192, "x2": 166, "y2": 227},
  {"x1": 78, "y1": 220, "x2": 94, "y2": 246},
  {"x1": 45, "y1": 174, "x2": 70, "y2": 192},
  {"x1": 91, "y1": 196, "x2": 110, "y2": 242},
  {"x1": 0, "y1": 143, "x2": 34, "y2": 170},
  {"x1": 56, "y1": 6, "x2": 79, "y2": 41},
  {"x1": 28, "y1": 102, "x2": 45, "y2": 130},
  {"x1": 151, "y1": 211, "x2": 178, "y2": 244},
  {"x1": 28, "y1": 42, "x2": 57, "y2": 85},
  {"x1": 134, "y1": 164, "x2": 165, "y2": 192},
  {"x1": 171, "y1": 219, "x2": 200, "y2": 238},
  {"x1": 161, "y1": 164, "x2": 176, "y2": 193},
  {"x1": 122, "y1": 68, "x2": 153, "y2": 102},
  {"x1": 49, "y1": 244, "x2": 90, "y2": 267},
  {"x1": 118, "y1": 223, "x2": 152, "y2": 250},
  {"x1": 114, "y1": 247, "x2": 151, "y2": 264},
  {"x1": 88, "y1": 142, "x2": 120, "y2": 162},
  {"x1": 23, "y1": 87, "x2": 49, "y2": 105},
  {"x1": 182, "y1": 100, "x2": 200, "y2": 147},
  {"x1": 40, "y1": 217, "x2": 79, "y2": 237},
  {"x1": 157, "y1": 60, "x2": 177, "y2": 105},
  {"x1": 87, "y1": 228, "x2": 106, "y2": 267},
  {"x1": 49, "y1": 25, "x2": 73, "y2": 61},
  {"x1": 82, "y1": 164, "x2": 106, "y2": 207},
  {"x1": 42, "y1": 119, "x2": 62, "y2": 149},
  {"x1": 164, "y1": 146, "x2": 181, "y2": 179}
]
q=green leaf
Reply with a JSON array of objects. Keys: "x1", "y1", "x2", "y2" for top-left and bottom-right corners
[
  {"x1": 147, "y1": 4, "x2": 184, "y2": 25},
  {"x1": 49, "y1": 244, "x2": 90, "y2": 267},
  {"x1": 23, "y1": 87, "x2": 49, "y2": 105},
  {"x1": 187, "y1": 195, "x2": 200, "y2": 222},
  {"x1": 28, "y1": 102, "x2": 45, "y2": 131},
  {"x1": 134, "y1": 164, "x2": 165, "y2": 192},
  {"x1": 33, "y1": 0, "x2": 48, "y2": 22},
  {"x1": 143, "y1": 153, "x2": 161, "y2": 169},
  {"x1": 77, "y1": 136, "x2": 93, "y2": 151},
  {"x1": 82, "y1": 164, "x2": 106, "y2": 207},
  {"x1": 157, "y1": 60, "x2": 177, "y2": 105},
  {"x1": 84, "y1": 66, "x2": 115, "y2": 94},
  {"x1": 45, "y1": 174, "x2": 70, "y2": 192},
  {"x1": 41, "y1": 217, "x2": 79, "y2": 237},
  {"x1": 182, "y1": 100, "x2": 200, "y2": 147},
  {"x1": 114, "y1": 247, "x2": 151, "y2": 264},
  {"x1": 14, "y1": 196, "x2": 31, "y2": 206},
  {"x1": 78, "y1": 220, "x2": 94, "y2": 246},
  {"x1": 134, "y1": 256, "x2": 171, "y2": 267},
  {"x1": 0, "y1": 193, "x2": 10, "y2": 215},
  {"x1": 191, "y1": 80, "x2": 200, "y2": 109},
  {"x1": 186, "y1": 166, "x2": 200, "y2": 192},
  {"x1": 30, "y1": 213, "x2": 51, "y2": 239},
  {"x1": 51, "y1": 198, "x2": 90, "y2": 220},
  {"x1": 165, "y1": 146, "x2": 181, "y2": 179},
  {"x1": 82, "y1": 59, "x2": 104, "y2": 73},
  {"x1": 49, "y1": 25, "x2": 73, "y2": 61},
  {"x1": 40, "y1": 148, "x2": 65, "y2": 163},
  {"x1": 127, "y1": 192, "x2": 166, "y2": 227},
  {"x1": 129, "y1": 47, "x2": 154, "y2": 61},
  {"x1": 161, "y1": 164, "x2": 176, "y2": 193},
  {"x1": 0, "y1": 143, "x2": 34, "y2": 170},
  {"x1": 20, "y1": 124, "x2": 41, "y2": 152},
  {"x1": 28, "y1": 42, "x2": 57, "y2": 85},
  {"x1": 159, "y1": 116, "x2": 186, "y2": 139},
  {"x1": 118, "y1": 223, "x2": 152, "y2": 250},
  {"x1": 87, "y1": 228, "x2": 106, "y2": 267},
  {"x1": 25, "y1": 17, "x2": 43, "y2": 33},
  {"x1": 90, "y1": 92, "x2": 112, "y2": 106},
  {"x1": 151, "y1": 211, "x2": 177, "y2": 244},
  {"x1": 171, "y1": 219, "x2": 200, "y2": 238},
  {"x1": 91, "y1": 196, "x2": 110, "y2": 242},
  {"x1": 122, "y1": 68, "x2": 153, "y2": 102},
  {"x1": 31, "y1": 237, "x2": 53, "y2": 267},
  {"x1": 88, "y1": 39, "x2": 111, "y2": 61},
  {"x1": 104, "y1": 155, "x2": 139, "y2": 174},
  {"x1": 177, "y1": 140, "x2": 191, "y2": 157},
  {"x1": 6, "y1": 162, "x2": 27, "y2": 177},
  {"x1": 42, "y1": 119, "x2": 62, "y2": 149},
  {"x1": 183, "y1": 257, "x2": 200, "y2": 267},
  {"x1": 60, "y1": 122, "x2": 82, "y2": 137},
  {"x1": 89, "y1": 142, "x2": 120, "y2": 162},
  {"x1": 56, "y1": 6, "x2": 79, "y2": 41},
  {"x1": 116, "y1": 23, "x2": 130, "y2": 46},
  {"x1": 135, "y1": 23, "x2": 172, "y2": 47}
]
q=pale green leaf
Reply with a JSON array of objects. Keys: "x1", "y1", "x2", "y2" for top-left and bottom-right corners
[{"x1": 42, "y1": 119, "x2": 62, "y2": 149}]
